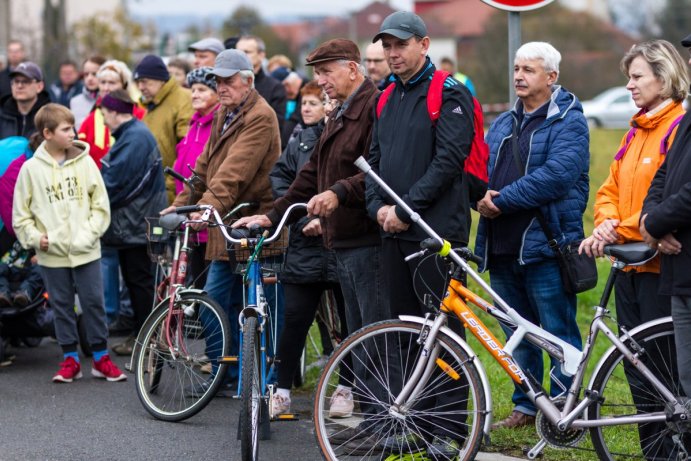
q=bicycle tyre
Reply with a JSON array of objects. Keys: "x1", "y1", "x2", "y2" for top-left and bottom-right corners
[
  {"x1": 293, "y1": 346, "x2": 307, "y2": 388},
  {"x1": 313, "y1": 319, "x2": 486, "y2": 461},
  {"x1": 588, "y1": 319, "x2": 688, "y2": 460},
  {"x1": 240, "y1": 315, "x2": 261, "y2": 461},
  {"x1": 133, "y1": 292, "x2": 231, "y2": 422}
]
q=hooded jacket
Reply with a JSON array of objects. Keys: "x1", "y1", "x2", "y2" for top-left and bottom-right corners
[
  {"x1": 141, "y1": 78, "x2": 194, "y2": 202},
  {"x1": 12, "y1": 140, "x2": 110, "y2": 268},
  {"x1": 475, "y1": 86, "x2": 590, "y2": 271},
  {"x1": 0, "y1": 90, "x2": 52, "y2": 139},
  {"x1": 595, "y1": 99, "x2": 684, "y2": 274}
]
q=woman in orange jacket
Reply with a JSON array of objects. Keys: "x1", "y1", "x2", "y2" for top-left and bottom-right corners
[{"x1": 579, "y1": 39, "x2": 690, "y2": 460}]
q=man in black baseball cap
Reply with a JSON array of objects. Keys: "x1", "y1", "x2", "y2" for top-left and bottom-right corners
[
  {"x1": 0, "y1": 61, "x2": 51, "y2": 139},
  {"x1": 367, "y1": 10, "x2": 475, "y2": 459}
]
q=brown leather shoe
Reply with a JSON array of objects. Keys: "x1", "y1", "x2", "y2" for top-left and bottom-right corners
[{"x1": 491, "y1": 410, "x2": 536, "y2": 430}]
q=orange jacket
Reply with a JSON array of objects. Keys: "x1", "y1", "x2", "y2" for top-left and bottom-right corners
[{"x1": 594, "y1": 99, "x2": 685, "y2": 273}]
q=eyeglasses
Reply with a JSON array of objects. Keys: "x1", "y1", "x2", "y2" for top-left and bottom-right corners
[
  {"x1": 364, "y1": 59, "x2": 385, "y2": 64},
  {"x1": 11, "y1": 78, "x2": 36, "y2": 86}
]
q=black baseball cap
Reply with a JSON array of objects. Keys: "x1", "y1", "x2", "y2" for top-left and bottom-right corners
[
  {"x1": 373, "y1": 11, "x2": 428, "y2": 43},
  {"x1": 682, "y1": 34, "x2": 691, "y2": 47}
]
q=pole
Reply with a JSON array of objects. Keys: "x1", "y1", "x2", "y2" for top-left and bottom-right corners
[
  {"x1": 508, "y1": 11, "x2": 521, "y2": 107},
  {"x1": 0, "y1": 0, "x2": 10, "y2": 61}
]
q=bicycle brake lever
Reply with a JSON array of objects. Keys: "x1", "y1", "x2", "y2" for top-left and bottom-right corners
[{"x1": 404, "y1": 249, "x2": 427, "y2": 262}]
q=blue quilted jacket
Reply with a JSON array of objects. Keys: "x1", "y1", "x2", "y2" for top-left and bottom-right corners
[{"x1": 475, "y1": 86, "x2": 590, "y2": 271}]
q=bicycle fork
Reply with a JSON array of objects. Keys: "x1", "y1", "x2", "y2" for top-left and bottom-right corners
[{"x1": 389, "y1": 313, "x2": 447, "y2": 417}]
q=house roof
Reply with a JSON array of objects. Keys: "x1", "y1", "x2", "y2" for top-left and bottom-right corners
[{"x1": 419, "y1": 0, "x2": 497, "y2": 37}]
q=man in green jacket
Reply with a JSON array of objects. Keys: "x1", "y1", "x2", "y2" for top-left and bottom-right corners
[{"x1": 133, "y1": 54, "x2": 193, "y2": 202}]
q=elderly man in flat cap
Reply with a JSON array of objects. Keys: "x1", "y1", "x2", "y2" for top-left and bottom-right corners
[
  {"x1": 235, "y1": 38, "x2": 387, "y2": 430},
  {"x1": 162, "y1": 49, "x2": 281, "y2": 396}
]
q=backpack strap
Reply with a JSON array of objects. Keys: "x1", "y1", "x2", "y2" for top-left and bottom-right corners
[
  {"x1": 660, "y1": 114, "x2": 684, "y2": 154},
  {"x1": 614, "y1": 126, "x2": 636, "y2": 161},
  {"x1": 427, "y1": 70, "x2": 450, "y2": 122},
  {"x1": 376, "y1": 82, "x2": 395, "y2": 118}
]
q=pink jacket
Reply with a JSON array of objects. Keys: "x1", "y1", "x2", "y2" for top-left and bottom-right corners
[
  {"x1": 173, "y1": 106, "x2": 219, "y2": 244},
  {"x1": 0, "y1": 154, "x2": 27, "y2": 237}
]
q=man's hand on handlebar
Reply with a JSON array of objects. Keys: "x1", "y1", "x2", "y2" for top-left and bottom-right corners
[
  {"x1": 159, "y1": 206, "x2": 176, "y2": 216},
  {"x1": 232, "y1": 214, "x2": 272, "y2": 229}
]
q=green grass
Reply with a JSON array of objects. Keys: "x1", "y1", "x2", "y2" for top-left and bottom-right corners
[{"x1": 295, "y1": 128, "x2": 630, "y2": 459}]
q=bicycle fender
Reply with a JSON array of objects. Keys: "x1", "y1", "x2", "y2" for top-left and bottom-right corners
[
  {"x1": 586, "y1": 316, "x2": 673, "y2": 393},
  {"x1": 399, "y1": 315, "x2": 494, "y2": 440}
]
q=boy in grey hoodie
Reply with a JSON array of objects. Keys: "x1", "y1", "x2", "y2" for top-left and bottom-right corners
[{"x1": 13, "y1": 103, "x2": 126, "y2": 383}]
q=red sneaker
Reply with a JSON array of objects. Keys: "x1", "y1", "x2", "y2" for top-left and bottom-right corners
[
  {"x1": 91, "y1": 355, "x2": 127, "y2": 382},
  {"x1": 52, "y1": 357, "x2": 82, "y2": 383}
]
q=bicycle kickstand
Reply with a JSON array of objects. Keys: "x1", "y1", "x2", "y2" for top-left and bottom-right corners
[{"x1": 525, "y1": 438, "x2": 547, "y2": 459}]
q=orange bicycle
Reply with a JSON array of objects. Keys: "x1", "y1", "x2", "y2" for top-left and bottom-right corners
[{"x1": 311, "y1": 157, "x2": 689, "y2": 461}]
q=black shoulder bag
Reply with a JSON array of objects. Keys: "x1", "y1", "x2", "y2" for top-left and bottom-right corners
[{"x1": 510, "y1": 121, "x2": 597, "y2": 294}]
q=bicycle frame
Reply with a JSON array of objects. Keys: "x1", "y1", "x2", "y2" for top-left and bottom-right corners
[{"x1": 355, "y1": 156, "x2": 682, "y2": 439}]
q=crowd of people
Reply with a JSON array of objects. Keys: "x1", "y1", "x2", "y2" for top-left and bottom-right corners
[{"x1": 1, "y1": 10, "x2": 691, "y2": 460}]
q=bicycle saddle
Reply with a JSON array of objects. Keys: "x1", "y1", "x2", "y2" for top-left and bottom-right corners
[
  {"x1": 159, "y1": 213, "x2": 187, "y2": 231},
  {"x1": 604, "y1": 242, "x2": 657, "y2": 265}
]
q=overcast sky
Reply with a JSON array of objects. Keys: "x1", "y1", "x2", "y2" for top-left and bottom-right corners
[{"x1": 129, "y1": 0, "x2": 414, "y2": 19}]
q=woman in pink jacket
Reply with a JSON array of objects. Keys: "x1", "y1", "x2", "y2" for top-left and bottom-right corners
[{"x1": 173, "y1": 67, "x2": 220, "y2": 289}]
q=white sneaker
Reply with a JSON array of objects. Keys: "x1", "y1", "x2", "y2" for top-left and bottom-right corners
[
  {"x1": 328, "y1": 388, "x2": 354, "y2": 418},
  {"x1": 271, "y1": 393, "x2": 291, "y2": 416}
]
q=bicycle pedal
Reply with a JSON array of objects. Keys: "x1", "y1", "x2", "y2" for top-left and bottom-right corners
[
  {"x1": 218, "y1": 356, "x2": 238, "y2": 363},
  {"x1": 271, "y1": 413, "x2": 299, "y2": 421}
]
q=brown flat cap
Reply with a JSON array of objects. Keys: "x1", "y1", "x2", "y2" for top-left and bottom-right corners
[{"x1": 306, "y1": 39, "x2": 360, "y2": 66}]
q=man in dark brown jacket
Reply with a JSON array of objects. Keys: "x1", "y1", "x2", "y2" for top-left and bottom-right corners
[
  {"x1": 163, "y1": 49, "x2": 281, "y2": 396},
  {"x1": 234, "y1": 39, "x2": 386, "y2": 424}
]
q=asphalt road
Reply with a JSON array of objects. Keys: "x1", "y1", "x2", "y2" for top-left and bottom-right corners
[{"x1": 0, "y1": 334, "x2": 322, "y2": 461}]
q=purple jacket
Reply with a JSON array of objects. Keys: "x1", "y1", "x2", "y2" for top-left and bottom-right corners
[
  {"x1": 173, "y1": 106, "x2": 219, "y2": 243},
  {"x1": 0, "y1": 154, "x2": 28, "y2": 236}
]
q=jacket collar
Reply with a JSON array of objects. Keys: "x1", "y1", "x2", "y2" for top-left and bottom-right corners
[
  {"x1": 393, "y1": 57, "x2": 434, "y2": 92},
  {"x1": 192, "y1": 104, "x2": 220, "y2": 125},
  {"x1": 216, "y1": 89, "x2": 259, "y2": 142},
  {"x1": 512, "y1": 85, "x2": 581, "y2": 124},
  {"x1": 339, "y1": 78, "x2": 377, "y2": 121},
  {"x1": 146, "y1": 78, "x2": 178, "y2": 108},
  {"x1": 631, "y1": 98, "x2": 678, "y2": 129}
]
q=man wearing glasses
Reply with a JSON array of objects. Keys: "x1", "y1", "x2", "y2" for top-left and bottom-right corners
[
  {"x1": 364, "y1": 41, "x2": 391, "y2": 90},
  {"x1": 0, "y1": 62, "x2": 51, "y2": 140}
]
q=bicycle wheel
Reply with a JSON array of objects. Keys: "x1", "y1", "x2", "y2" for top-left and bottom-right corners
[
  {"x1": 588, "y1": 319, "x2": 689, "y2": 460},
  {"x1": 133, "y1": 292, "x2": 230, "y2": 422},
  {"x1": 314, "y1": 319, "x2": 486, "y2": 461},
  {"x1": 240, "y1": 315, "x2": 261, "y2": 461}
]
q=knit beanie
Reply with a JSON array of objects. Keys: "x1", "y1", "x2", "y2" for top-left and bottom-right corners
[{"x1": 133, "y1": 55, "x2": 170, "y2": 81}]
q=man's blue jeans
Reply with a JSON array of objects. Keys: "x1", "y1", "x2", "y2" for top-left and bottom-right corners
[
  {"x1": 202, "y1": 259, "x2": 285, "y2": 383},
  {"x1": 489, "y1": 257, "x2": 582, "y2": 416}
]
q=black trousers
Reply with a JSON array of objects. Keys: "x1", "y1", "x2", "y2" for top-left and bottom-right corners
[
  {"x1": 118, "y1": 245, "x2": 156, "y2": 334},
  {"x1": 276, "y1": 281, "x2": 347, "y2": 389},
  {"x1": 381, "y1": 238, "x2": 468, "y2": 439}
]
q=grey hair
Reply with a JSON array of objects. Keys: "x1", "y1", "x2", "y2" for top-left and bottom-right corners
[
  {"x1": 285, "y1": 72, "x2": 302, "y2": 83},
  {"x1": 238, "y1": 69, "x2": 255, "y2": 88},
  {"x1": 515, "y1": 41, "x2": 561, "y2": 79},
  {"x1": 336, "y1": 59, "x2": 365, "y2": 75},
  {"x1": 621, "y1": 39, "x2": 690, "y2": 102},
  {"x1": 239, "y1": 35, "x2": 266, "y2": 53}
]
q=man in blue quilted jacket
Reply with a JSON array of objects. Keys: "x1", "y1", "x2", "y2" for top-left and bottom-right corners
[{"x1": 475, "y1": 41, "x2": 589, "y2": 429}]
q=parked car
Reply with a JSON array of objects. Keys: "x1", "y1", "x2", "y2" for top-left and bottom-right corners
[{"x1": 581, "y1": 86, "x2": 638, "y2": 129}]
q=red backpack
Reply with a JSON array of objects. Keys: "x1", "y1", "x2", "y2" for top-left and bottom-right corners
[{"x1": 376, "y1": 70, "x2": 489, "y2": 201}]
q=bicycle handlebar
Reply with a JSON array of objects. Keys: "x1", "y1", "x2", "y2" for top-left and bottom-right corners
[
  {"x1": 177, "y1": 202, "x2": 307, "y2": 245},
  {"x1": 164, "y1": 166, "x2": 187, "y2": 185}
]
